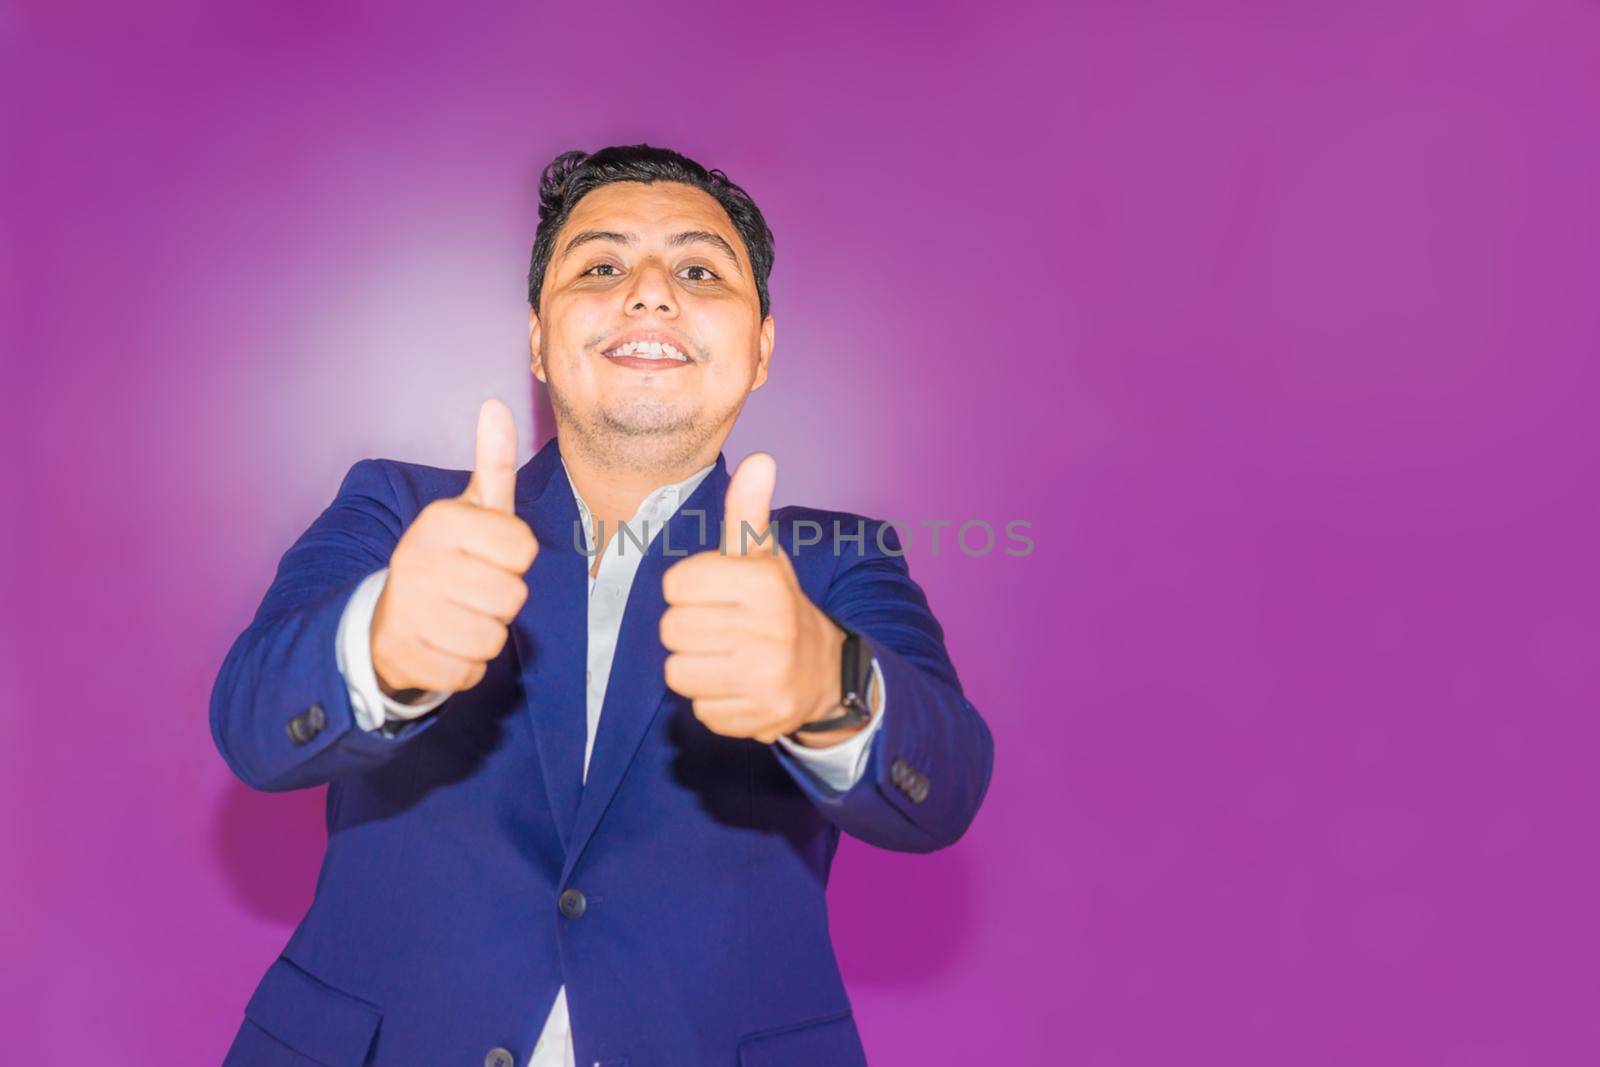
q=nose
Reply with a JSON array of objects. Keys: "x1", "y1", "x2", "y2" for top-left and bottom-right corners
[{"x1": 623, "y1": 257, "x2": 676, "y2": 315}]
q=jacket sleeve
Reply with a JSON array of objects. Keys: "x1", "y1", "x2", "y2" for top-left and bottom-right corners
[
  {"x1": 210, "y1": 458, "x2": 447, "y2": 792},
  {"x1": 770, "y1": 520, "x2": 996, "y2": 852}
]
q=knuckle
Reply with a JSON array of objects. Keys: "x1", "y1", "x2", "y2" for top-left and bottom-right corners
[
  {"x1": 389, "y1": 536, "x2": 419, "y2": 567},
  {"x1": 410, "y1": 501, "x2": 442, "y2": 529},
  {"x1": 402, "y1": 661, "x2": 434, "y2": 693},
  {"x1": 516, "y1": 525, "x2": 540, "y2": 570},
  {"x1": 661, "y1": 566, "x2": 683, "y2": 602},
  {"x1": 417, "y1": 499, "x2": 459, "y2": 538},
  {"x1": 505, "y1": 578, "x2": 529, "y2": 615},
  {"x1": 667, "y1": 554, "x2": 712, "y2": 594},
  {"x1": 372, "y1": 655, "x2": 406, "y2": 692}
]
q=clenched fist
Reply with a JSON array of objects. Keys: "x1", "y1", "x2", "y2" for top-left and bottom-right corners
[
  {"x1": 659, "y1": 452, "x2": 857, "y2": 745},
  {"x1": 371, "y1": 398, "x2": 538, "y2": 709}
]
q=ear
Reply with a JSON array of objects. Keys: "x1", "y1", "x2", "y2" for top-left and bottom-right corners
[
  {"x1": 750, "y1": 314, "x2": 775, "y2": 392},
  {"x1": 529, "y1": 308, "x2": 547, "y2": 383}
]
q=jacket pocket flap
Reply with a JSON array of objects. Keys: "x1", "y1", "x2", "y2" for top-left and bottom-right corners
[
  {"x1": 244, "y1": 956, "x2": 383, "y2": 1066},
  {"x1": 738, "y1": 1010, "x2": 866, "y2": 1067}
]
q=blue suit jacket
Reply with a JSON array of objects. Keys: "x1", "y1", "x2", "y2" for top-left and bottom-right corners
[{"x1": 211, "y1": 434, "x2": 995, "y2": 1067}]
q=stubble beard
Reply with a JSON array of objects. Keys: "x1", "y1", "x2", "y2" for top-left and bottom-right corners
[{"x1": 546, "y1": 367, "x2": 741, "y2": 481}]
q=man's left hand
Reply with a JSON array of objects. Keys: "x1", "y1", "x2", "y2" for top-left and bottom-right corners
[{"x1": 660, "y1": 452, "x2": 851, "y2": 745}]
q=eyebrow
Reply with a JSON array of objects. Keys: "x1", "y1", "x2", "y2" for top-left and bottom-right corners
[{"x1": 561, "y1": 229, "x2": 744, "y2": 276}]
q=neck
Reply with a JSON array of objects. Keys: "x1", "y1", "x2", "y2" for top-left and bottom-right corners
[{"x1": 556, "y1": 430, "x2": 719, "y2": 531}]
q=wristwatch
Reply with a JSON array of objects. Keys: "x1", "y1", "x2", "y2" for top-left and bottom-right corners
[{"x1": 791, "y1": 613, "x2": 875, "y2": 735}]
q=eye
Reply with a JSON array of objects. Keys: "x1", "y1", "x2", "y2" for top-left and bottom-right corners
[{"x1": 578, "y1": 262, "x2": 720, "y2": 282}]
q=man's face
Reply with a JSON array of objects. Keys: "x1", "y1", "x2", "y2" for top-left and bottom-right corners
[{"x1": 530, "y1": 180, "x2": 774, "y2": 467}]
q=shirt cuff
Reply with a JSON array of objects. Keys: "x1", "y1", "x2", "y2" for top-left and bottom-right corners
[
  {"x1": 335, "y1": 568, "x2": 452, "y2": 733},
  {"x1": 774, "y1": 657, "x2": 887, "y2": 793}
]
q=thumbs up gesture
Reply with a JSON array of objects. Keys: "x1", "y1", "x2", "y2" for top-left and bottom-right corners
[
  {"x1": 659, "y1": 453, "x2": 853, "y2": 745},
  {"x1": 370, "y1": 399, "x2": 539, "y2": 706}
]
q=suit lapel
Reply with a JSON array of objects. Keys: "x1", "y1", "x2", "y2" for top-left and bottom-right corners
[
  {"x1": 559, "y1": 453, "x2": 728, "y2": 886},
  {"x1": 511, "y1": 434, "x2": 730, "y2": 872},
  {"x1": 512, "y1": 436, "x2": 588, "y2": 853}
]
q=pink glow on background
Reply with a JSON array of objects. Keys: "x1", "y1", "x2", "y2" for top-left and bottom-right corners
[{"x1": 5, "y1": 1, "x2": 1600, "y2": 1063}]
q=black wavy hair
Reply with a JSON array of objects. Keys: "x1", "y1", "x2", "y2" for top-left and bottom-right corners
[{"x1": 527, "y1": 144, "x2": 776, "y2": 320}]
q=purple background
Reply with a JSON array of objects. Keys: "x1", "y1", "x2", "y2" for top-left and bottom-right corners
[{"x1": 5, "y1": 1, "x2": 1599, "y2": 1063}]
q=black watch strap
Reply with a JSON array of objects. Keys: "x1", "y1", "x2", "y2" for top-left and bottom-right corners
[{"x1": 792, "y1": 615, "x2": 874, "y2": 735}]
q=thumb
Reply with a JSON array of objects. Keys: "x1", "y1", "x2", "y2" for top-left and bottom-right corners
[
  {"x1": 462, "y1": 398, "x2": 518, "y2": 513},
  {"x1": 724, "y1": 452, "x2": 776, "y2": 556}
]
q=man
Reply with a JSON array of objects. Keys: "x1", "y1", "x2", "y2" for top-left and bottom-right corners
[{"x1": 211, "y1": 144, "x2": 995, "y2": 1067}]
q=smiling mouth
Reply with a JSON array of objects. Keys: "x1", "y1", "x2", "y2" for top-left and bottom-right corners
[
  {"x1": 602, "y1": 339, "x2": 690, "y2": 362},
  {"x1": 601, "y1": 338, "x2": 695, "y2": 372}
]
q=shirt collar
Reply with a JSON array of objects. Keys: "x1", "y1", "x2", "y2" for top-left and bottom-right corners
[{"x1": 560, "y1": 456, "x2": 717, "y2": 547}]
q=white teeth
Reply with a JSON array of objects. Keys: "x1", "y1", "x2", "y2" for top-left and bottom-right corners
[{"x1": 608, "y1": 340, "x2": 687, "y2": 361}]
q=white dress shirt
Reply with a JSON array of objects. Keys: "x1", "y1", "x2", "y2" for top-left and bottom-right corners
[{"x1": 333, "y1": 458, "x2": 886, "y2": 1067}]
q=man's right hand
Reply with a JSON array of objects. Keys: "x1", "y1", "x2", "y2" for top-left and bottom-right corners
[{"x1": 371, "y1": 398, "x2": 538, "y2": 708}]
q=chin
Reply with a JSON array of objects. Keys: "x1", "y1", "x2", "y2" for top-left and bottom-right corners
[{"x1": 598, "y1": 401, "x2": 702, "y2": 438}]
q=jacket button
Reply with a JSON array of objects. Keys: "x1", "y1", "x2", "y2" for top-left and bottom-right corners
[
  {"x1": 908, "y1": 771, "x2": 934, "y2": 806},
  {"x1": 558, "y1": 887, "x2": 587, "y2": 919},
  {"x1": 306, "y1": 701, "x2": 327, "y2": 731},
  {"x1": 285, "y1": 714, "x2": 310, "y2": 744},
  {"x1": 485, "y1": 1048, "x2": 515, "y2": 1067},
  {"x1": 891, "y1": 757, "x2": 910, "y2": 783}
]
